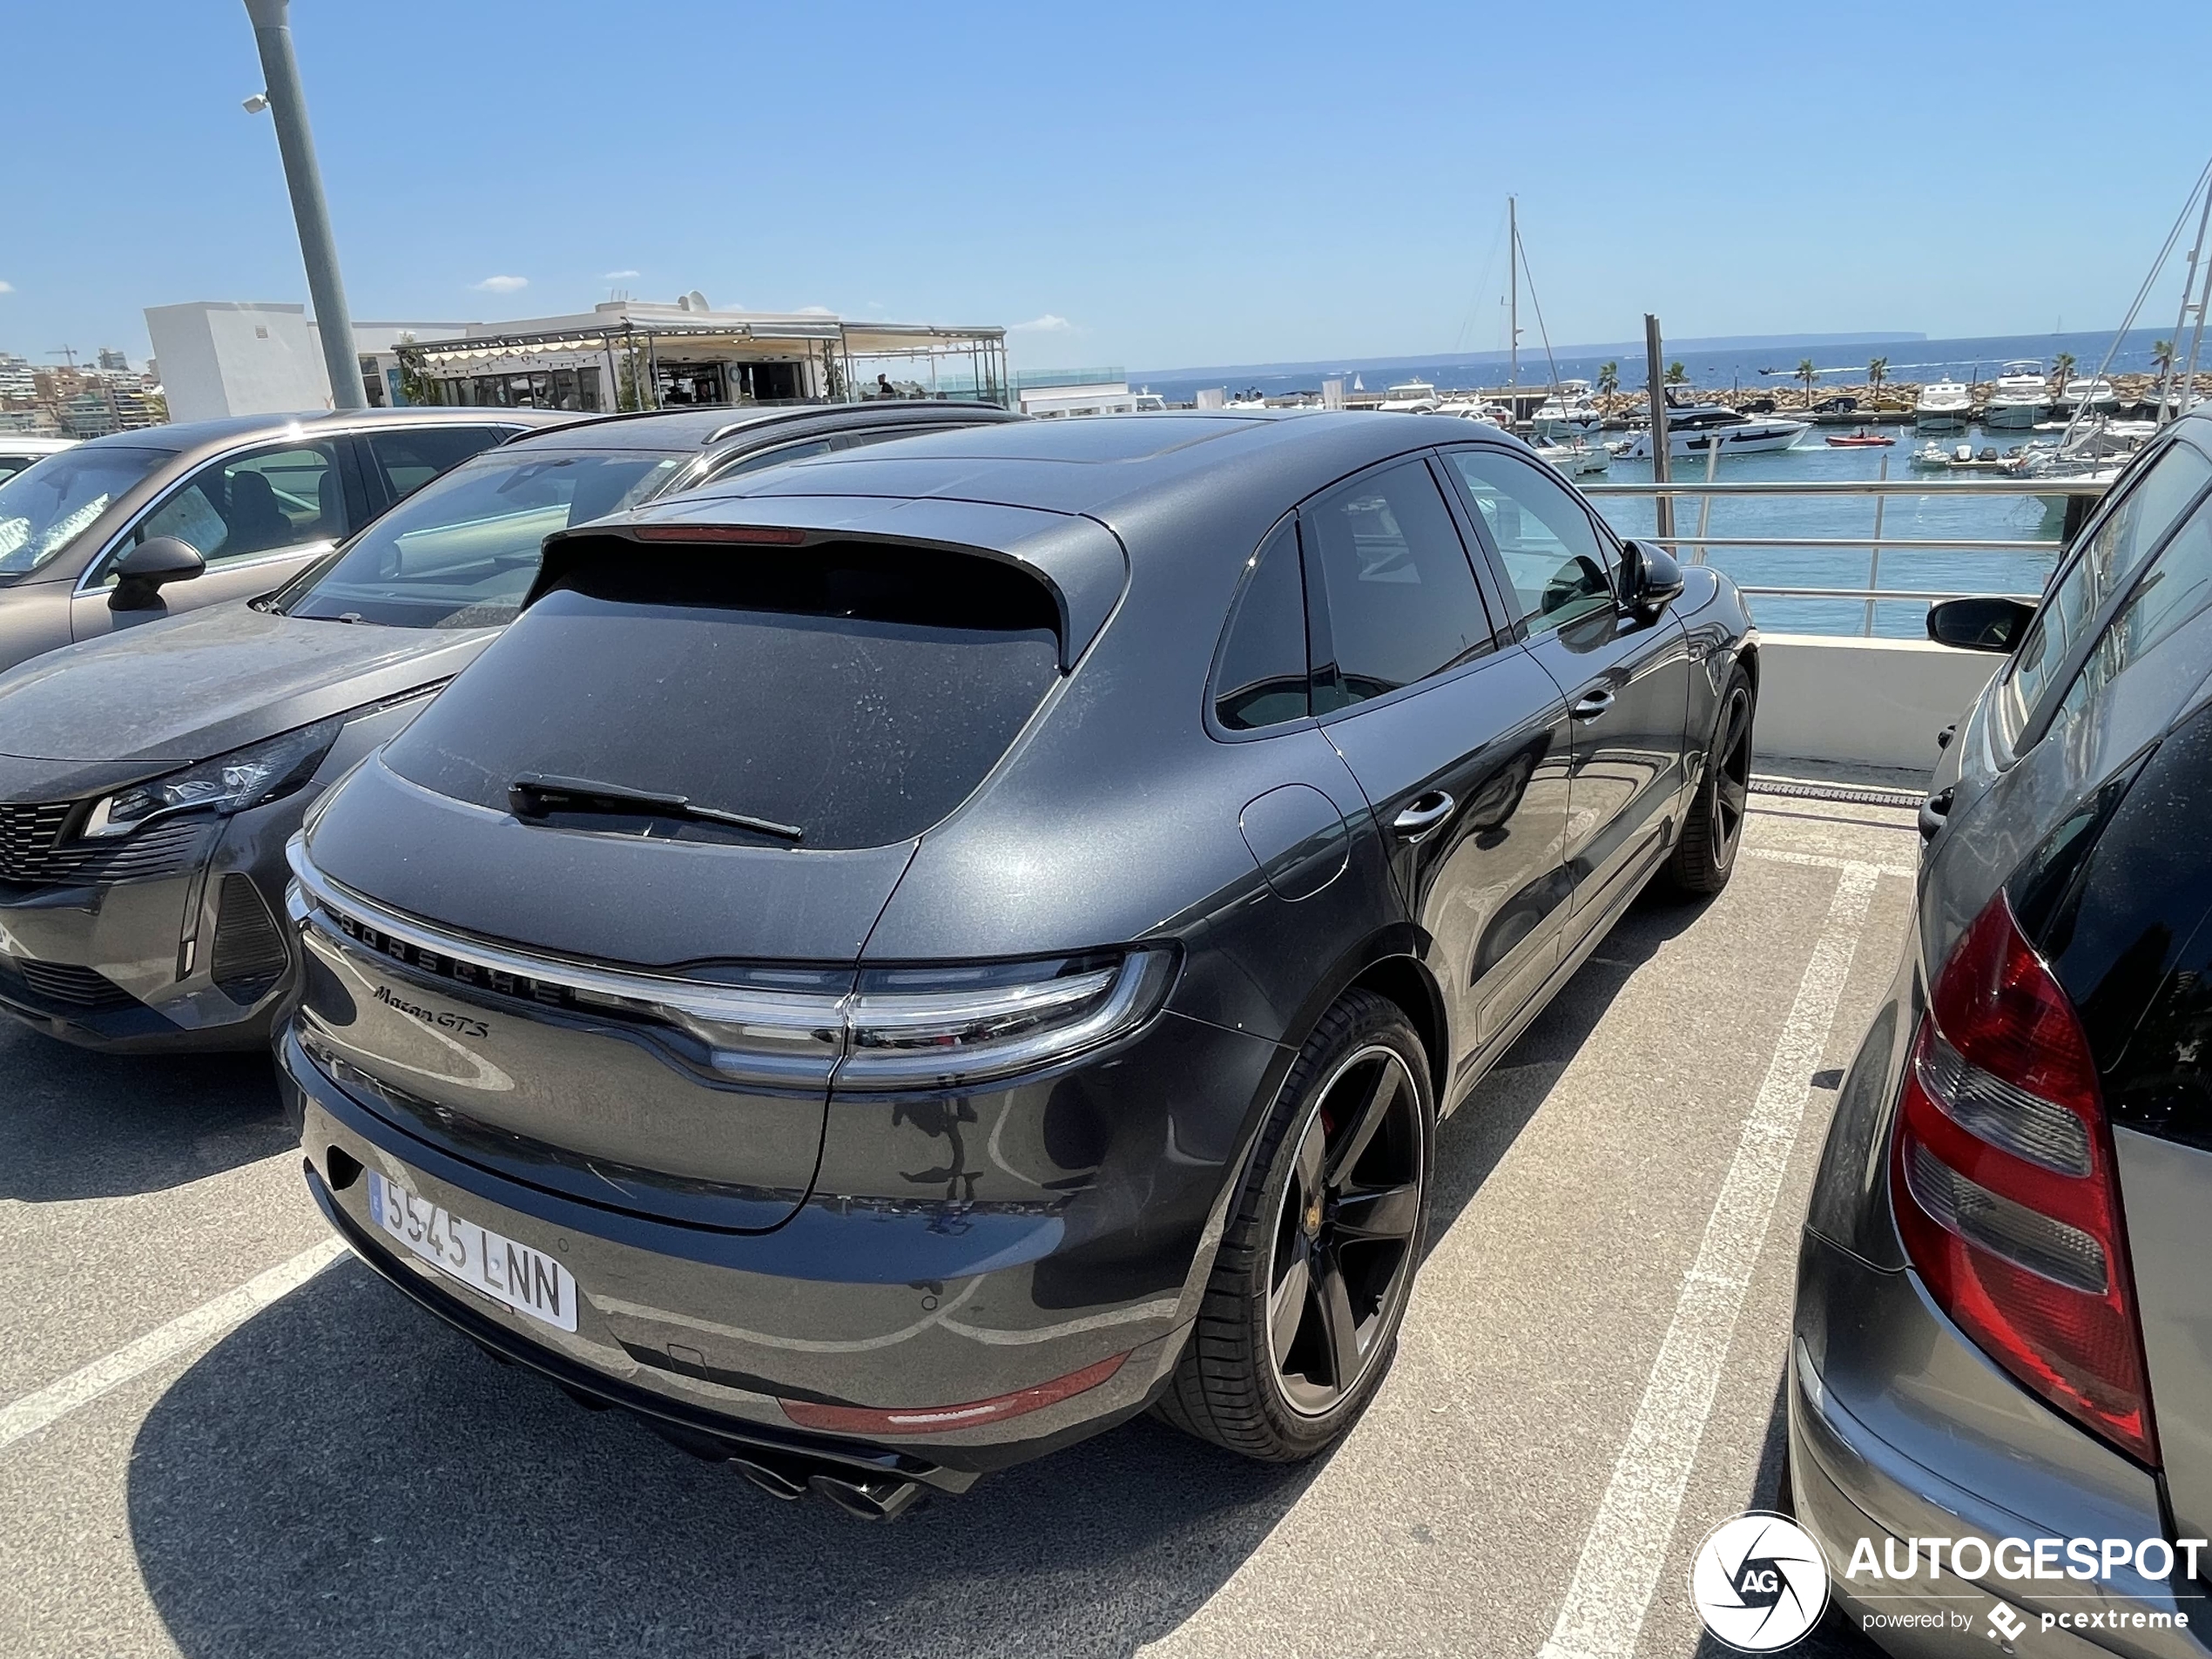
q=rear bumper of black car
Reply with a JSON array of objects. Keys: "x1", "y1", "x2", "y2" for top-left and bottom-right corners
[{"x1": 279, "y1": 1016, "x2": 1279, "y2": 1480}]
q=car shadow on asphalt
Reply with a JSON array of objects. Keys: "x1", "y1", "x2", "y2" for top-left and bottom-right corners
[
  {"x1": 0, "y1": 1025, "x2": 291, "y2": 1202},
  {"x1": 128, "y1": 1260, "x2": 1321, "y2": 1659},
  {"x1": 1424, "y1": 885, "x2": 1713, "y2": 1250}
]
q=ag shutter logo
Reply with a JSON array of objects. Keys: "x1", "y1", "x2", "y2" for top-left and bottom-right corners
[{"x1": 1689, "y1": 1511, "x2": 1831, "y2": 1651}]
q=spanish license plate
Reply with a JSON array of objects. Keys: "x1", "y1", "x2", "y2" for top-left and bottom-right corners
[{"x1": 368, "y1": 1170, "x2": 578, "y2": 1333}]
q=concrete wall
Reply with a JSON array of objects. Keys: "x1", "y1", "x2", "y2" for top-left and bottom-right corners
[
  {"x1": 1754, "y1": 633, "x2": 2000, "y2": 772},
  {"x1": 145, "y1": 301, "x2": 330, "y2": 421}
]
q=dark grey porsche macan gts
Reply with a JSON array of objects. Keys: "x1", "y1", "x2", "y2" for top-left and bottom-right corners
[{"x1": 280, "y1": 411, "x2": 1759, "y2": 1516}]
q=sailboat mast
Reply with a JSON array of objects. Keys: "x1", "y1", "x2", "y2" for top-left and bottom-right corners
[{"x1": 1508, "y1": 195, "x2": 1519, "y2": 391}]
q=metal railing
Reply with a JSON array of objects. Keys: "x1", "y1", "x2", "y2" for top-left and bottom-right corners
[{"x1": 1578, "y1": 472, "x2": 2114, "y2": 635}]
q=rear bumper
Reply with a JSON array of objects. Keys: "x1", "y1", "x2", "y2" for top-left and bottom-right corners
[
  {"x1": 1790, "y1": 1225, "x2": 2212, "y2": 1656},
  {"x1": 282, "y1": 1027, "x2": 1224, "y2": 1478}
]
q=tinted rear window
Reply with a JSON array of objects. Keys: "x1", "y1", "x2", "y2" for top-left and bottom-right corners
[{"x1": 381, "y1": 543, "x2": 1062, "y2": 851}]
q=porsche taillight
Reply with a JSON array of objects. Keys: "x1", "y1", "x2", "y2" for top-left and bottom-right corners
[{"x1": 1891, "y1": 889, "x2": 2158, "y2": 1463}]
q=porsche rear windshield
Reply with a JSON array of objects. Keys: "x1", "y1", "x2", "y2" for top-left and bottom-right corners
[
  {"x1": 276, "y1": 449, "x2": 685, "y2": 628},
  {"x1": 380, "y1": 542, "x2": 1063, "y2": 850}
]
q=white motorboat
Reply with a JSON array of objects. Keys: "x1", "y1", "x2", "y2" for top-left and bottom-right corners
[
  {"x1": 1982, "y1": 361, "x2": 2048, "y2": 429},
  {"x1": 1912, "y1": 379, "x2": 1973, "y2": 431},
  {"x1": 2056, "y1": 375, "x2": 2119, "y2": 415},
  {"x1": 1530, "y1": 379, "x2": 1602, "y2": 437},
  {"x1": 1611, "y1": 401, "x2": 1808, "y2": 459},
  {"x1": 1526, "y1": 435, "x2": 1609, "y2": 475},
  {"x1": 1437, "y1": 399, "x2": 1509, "y2": 427},
  {"x1": 1378, "y1": 378, "x2": 1440, "y2": 412}
]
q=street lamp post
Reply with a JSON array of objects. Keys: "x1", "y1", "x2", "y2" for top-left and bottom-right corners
[{"x1": 242, "y1": 0, "x2": 364, "y2": 410}]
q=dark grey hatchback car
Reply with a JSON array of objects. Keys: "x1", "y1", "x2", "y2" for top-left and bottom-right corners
[{"x1": 280, "y1": 412, "x2": 1757, "y2": 1515}]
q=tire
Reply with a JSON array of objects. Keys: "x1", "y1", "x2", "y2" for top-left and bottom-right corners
[
  {"x1": 1663, "y1": 659, "x2": 1754, "y2": 897},
  {"x1": 1155, "y1": 988, "x2": 1435, "y2": 1461}
]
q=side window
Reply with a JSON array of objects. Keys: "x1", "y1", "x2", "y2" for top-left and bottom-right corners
[
  {"x1": 2055, "y1": 487, "x2": 2212, "y2": 725},
  {"x1": 2006, "y1": 442, "x2": 2212, "y2": 730},
  {"x1": 130, "y1": 441, "x2": 342, "y2": 570},
  {"x1": 1441, "y1": 447, "x2": 1614, "y2": 633},
  {"x1": 703, "y1": 437, "x2": 837, "y2": 483},
  {"x1": 1213, "y1": 520, "x2": 1309, "y2": 731},
  {"x1": 367, "y1": 426, "x2": 508, "y2": 503},
  {"x1": 1301, "y1": 460, "x2": 1493, "y2": 711}
]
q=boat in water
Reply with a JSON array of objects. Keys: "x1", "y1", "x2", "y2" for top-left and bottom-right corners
[
  {"x1": 1912, "y1": 379, "x2": 1973, "y2": 431},
  {"x1": 1982, "y1": 361, "x2": 2048, "y2": 429},
  {"x1": 1612, "y1": 400, "x2": 1808, "y2": 459},
  {"x1": 1530, "y1": 379, "x2": 1602, "y2": 437},
  {"x1": 1526, "y1": 435, "x2": 1609, "y2": 475},
  {"x1": 2055, "y1": 375, "x2": 2120, "y2": 415},
  {"x1": 1825, "y1": 429, "x2": 1895, "y2": 448},
  {"x1": 1438, "y1": 398, "x2": 1510, "y2": 427},
  {"x1": 1378, "y1": 378, "x2": 1440, "y2": 412}
]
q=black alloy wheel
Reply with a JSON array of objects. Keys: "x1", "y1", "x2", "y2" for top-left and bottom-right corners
[
  {"x1": 1665, "y1": 662, "x2": 1754, "y2": 895},
  {"x1": 1266, "y1": 1045, "x2": 1425, "y2": 1414},
  {"x1": 1155, "y1": 988, "x2": 1434, "y2": 1460}
]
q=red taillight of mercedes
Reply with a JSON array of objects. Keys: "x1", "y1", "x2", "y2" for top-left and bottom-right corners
[{"x1": 1891, "y1": 889, "x2": 2159, "y2": 1463}]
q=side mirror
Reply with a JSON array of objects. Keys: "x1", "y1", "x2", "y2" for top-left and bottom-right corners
[
  {"x1": 1926, "y1": 595, "x2": 2034, "y2": 653},
  {"x1": 109, "y1": 536, "x2": 205, "y2": 611},
  {"x1": 1620, "y1": 539, "x2": 1684, "y2": 617}
]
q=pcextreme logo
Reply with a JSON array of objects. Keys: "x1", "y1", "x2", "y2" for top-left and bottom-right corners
[{"x1": 1689, "y1": 1512, "x2": 1829, "y2": 1651}]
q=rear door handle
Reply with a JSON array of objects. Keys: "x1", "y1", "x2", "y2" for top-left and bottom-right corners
[
  {"x1": 1391, "y1": 792, "x2": 1455, "y2": 842},
  {"x1": 1570, "y1": 687, "x2": 1615, "y2": 722}
]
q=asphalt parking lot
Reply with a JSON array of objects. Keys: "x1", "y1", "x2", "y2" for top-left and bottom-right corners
[{"x1": 0, "y1": 790, "x2": 1919, "y2": 1659}]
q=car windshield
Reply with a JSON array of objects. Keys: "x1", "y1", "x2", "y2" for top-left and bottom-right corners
[
  {"x1": 275, "y1": 448, "x2": 686, "y2": 629},
  {"x1": 0, "y1": 445, "x2": 172, "y2": 577}
]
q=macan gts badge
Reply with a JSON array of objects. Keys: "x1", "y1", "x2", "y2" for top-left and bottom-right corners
[{"x1": 280, "y1": 412, "x2": 1757, "y2": 1517}]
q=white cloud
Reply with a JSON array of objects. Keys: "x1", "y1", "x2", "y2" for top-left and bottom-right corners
[
  {"x1": 1009, "y1": 314, "x2": 1072, "y2": 333},
  {"x1": 471, "y1": 274, "x2": 529, "y2": 293},
  {"x1": 602, "y1": 268, "x2": 639, "y2": 280},
  {"x1": 796, "y1": 305, "x2": 835, "y2": 316},
  {"x1": 0, "y1": 280, "x2": 13, "y2": 294}
]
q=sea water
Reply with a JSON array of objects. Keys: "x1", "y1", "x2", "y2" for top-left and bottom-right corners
[{"x1": 1589, "y1": 436, "x2": 2067, "y2": 638}]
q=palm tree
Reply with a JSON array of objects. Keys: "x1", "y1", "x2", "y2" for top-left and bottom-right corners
[
  {"x1": 1797, "y1": 358, "x2": 1818, "y2": 410},
  {"x1": 1866, "y1": 356, "x2": 1888, "y2": 406},
  {"x1": 2052, "y1": 350, "x2": 2077, "y2": 401},
  {"x1": 2154, "y1": 340, "x2": 2176, "y2": 375},
  {"x1": 1596, "y1": 361, "x2": 1619, "y2": 407},
  {"x1": 1664, "y1": 360, "x2": 1688, "y2": 387}
]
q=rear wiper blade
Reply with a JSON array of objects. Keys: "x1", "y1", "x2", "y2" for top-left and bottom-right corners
[{"x1": 508, "y1": 772, "x2": 804, "y2": 843}]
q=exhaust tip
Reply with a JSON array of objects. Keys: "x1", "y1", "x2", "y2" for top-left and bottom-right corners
[{"x1": 808, "y1": 1471, "x2": 924, "y2": 1521}]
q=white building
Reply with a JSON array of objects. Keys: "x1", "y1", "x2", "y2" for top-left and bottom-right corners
[
  {"x1": 391, "y1": 298, "x2": 1008, "y2": 414},
  {"x1": 144, "y1": 302, "x2": 472, "y2": 421}
]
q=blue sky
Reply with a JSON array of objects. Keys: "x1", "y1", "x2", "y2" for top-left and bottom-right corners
[{"x1": 4, "y1": 0, "x2": 2209, "y2": 375}]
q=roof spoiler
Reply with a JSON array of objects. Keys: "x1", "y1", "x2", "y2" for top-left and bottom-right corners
[{"x1": 529, "y1": 497, "x2": 1128, "y2": 671}]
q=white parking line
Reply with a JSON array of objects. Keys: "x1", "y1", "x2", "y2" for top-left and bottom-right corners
[
  {"x1": 1743, "y1": 846, "x2": 1916, "y2": 879},
  {"x1": 1536, "y1": 861, "x2": 1880, "y2": 1659},
  {"x1": 0, "y1": 1238, "x2": 347, "y2": 1453}
]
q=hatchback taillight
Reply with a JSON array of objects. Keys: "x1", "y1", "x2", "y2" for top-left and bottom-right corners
[{"x1": 1891, "y1": 889, "x2": 2158, "y2": 1463}]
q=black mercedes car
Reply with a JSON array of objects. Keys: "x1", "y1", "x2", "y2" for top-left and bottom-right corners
[
  {"x1": 0, "y1": 401, "x2": 1017, "y2": 1052},
  {"x1": 1792, "y1": 408, "x2": 2212, "y2": 1650},
  {"x1": 280, "y1": 411, "x2": 1757, "y2": 1517}
]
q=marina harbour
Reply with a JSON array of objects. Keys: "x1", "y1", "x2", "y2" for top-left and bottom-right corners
[{"x1": 1586, "y1": 439, "x2": 2073, "y2": 637}]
